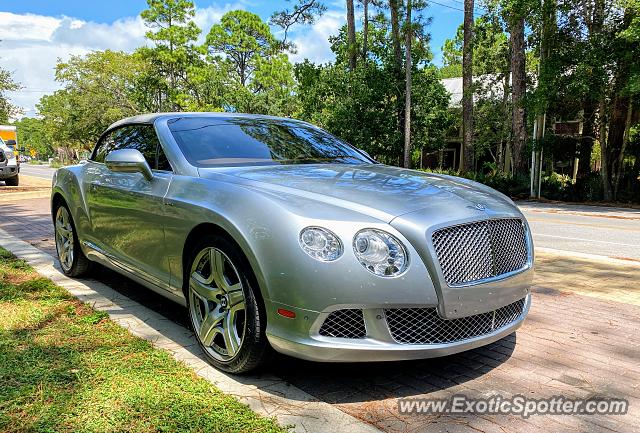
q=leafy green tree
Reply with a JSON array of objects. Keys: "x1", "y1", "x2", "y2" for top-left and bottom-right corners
[
  {"x1": 0, "y1": 68, "x2": 20, "y2": 123},
  {"x1": 295, "y1": 12, "x2": 452, "y2": 164},
  {"x1": 38, "y1": 50, "x2": 147, "y2": 151},
  {"x1": 204, "y1": 10, "x2": 296, "y2": 114},
  {"x1": 206, "y1": 11, "x2": 278, "y2": 86},
  {"x1": 12, "y1": 117, "x2": 52, "y2": 159},
  {"x1": 140, "y1": 0, "x2": 201, "y2": 110},
  {"x1": 440, "y1": 17, "x2": 510, "y2": 78}
]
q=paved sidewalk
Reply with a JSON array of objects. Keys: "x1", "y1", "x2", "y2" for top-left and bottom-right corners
[{"x1": 1, "y1": 197, "x2": 639, "y2": 432}]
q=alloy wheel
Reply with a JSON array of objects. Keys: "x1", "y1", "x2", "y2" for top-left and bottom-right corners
[
  {"x1": 55, "y1": 206, "x2": 75, "y2": 271},
  {"x1": 189, "y1": 247, "x2": 247, "y2": 361}
]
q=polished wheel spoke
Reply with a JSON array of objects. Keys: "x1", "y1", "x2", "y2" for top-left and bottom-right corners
[
  {"x1": 210, "y1": 249, "x2": 229, "y2": 291},
  {"x1": 190, "y1": 273, "x2": 224, "y2": 300},
  {"x1": 227, "y1": 289, "x2": 245, "y2": 308},
  {"x1": 222, "y1": 310, "x2": 240, "y2": 356},
  {"x1": 199, "y1": 310, "x2": 225, "y2": 346},
  {"x1": 56, "y1": 220, "x2": 71, "y2": 237}
]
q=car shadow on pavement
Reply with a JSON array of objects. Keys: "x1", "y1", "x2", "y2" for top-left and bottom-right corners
[
  {"x1": 269, "y1": 336, "x2": 516, "y2": 404},
  {"x1": 80, "y1": 261, "x2": 516, "y2": 404}
]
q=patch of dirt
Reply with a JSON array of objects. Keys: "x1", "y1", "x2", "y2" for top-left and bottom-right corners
[{"x1": 0, "y1": 186, "x2": 50, "y2": 193}]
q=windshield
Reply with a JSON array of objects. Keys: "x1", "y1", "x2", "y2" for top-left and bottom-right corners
[{"x1": 167, "y1": 117, "x2": 373, "y2": 167}]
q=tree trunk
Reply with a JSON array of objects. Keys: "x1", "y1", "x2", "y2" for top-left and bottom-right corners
[
  {"x1": 500, "y1": 72, "x2": 510, "y2": 171},
  {"x1": 599, "y1": 98, "x2": 612, "y2": 200},
  {"x1": 362, "y1": 0, "x2": 369, "y2": 62},
  {"x1": 389, "y1": 0, "x2": 405, "y2": 156},
  {"x1": 403, "y1": 0, "x2": 412, "y2": 168},
  {"x1": 462, "y1": 0, "x2": 474, "y2": 172},
  {"x1": 579, "y1": 100, "x2": 597, "y2": 176},
  {"x1": 389, "y1": 0, "x2": 403, "y2": 73},
  {"x1": 606, "y1": 96, "x2": 631, "y2": 200},
  {"x1": 510, "y1": 16, "x2": 527, "y2": 175},
  {"x1": 346, "y1": 0, "x2": 357, "y2": 71},
  {"x1": 579, "y1": 0, "x2": 604, "y2": 177}
]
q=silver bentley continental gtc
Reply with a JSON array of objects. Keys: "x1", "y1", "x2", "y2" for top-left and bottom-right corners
[{"x1": 52, "y1": 113, "x2": 533, "y2": 373}]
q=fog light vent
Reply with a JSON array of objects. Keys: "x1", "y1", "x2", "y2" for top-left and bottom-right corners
[{"x1": 319, "y1": 309, "x2": 366, "y2": 339}]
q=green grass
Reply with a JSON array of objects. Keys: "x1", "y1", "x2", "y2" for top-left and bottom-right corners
[{"x1": 0, "y1": 248, "x2": 286, "y2": 433}]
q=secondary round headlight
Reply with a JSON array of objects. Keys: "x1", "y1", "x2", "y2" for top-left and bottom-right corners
[
  {"x1": 299, "y1": 227, "x2": 343, "y2": 261},
  {"x1": 353, "y1": 229, "x2": 408, "y2": 276}
]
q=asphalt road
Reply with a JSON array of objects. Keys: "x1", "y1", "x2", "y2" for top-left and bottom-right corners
[
  {"x1": 16, "y1": 163, "x2": 639, "y2": 260},
  {"x1": 19, "y1": 163, "x2": 57, "y2": 180},
  {"x1": 518, "y1": 201, "x2": 640, "y2": 261}
]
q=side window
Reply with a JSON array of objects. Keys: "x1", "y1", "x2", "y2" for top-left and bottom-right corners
[
  {"x1": 91, "y1": 131, "x2": 117, "y2": 163},
  {"x1": 92, "y1": 125, "x2": 170, "y2": 171},
  {"x1": 157, "y1": 146, "x2": 172, "y2": 171},
  {"x1": 115, "y1": 125, "x2": 158, "y2": 169}
]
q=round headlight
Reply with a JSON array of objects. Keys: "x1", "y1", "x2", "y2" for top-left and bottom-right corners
[
  {"x1": 299, "y1": 227, "x2": 343, "y2": 261},
  {"x1": 353, "y1": 229, "x2": 408, "y2": 276}
]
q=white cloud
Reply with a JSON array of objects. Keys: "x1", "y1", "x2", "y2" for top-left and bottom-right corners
[
  {"x1": 1, "y1": 3, "x2": 340, "y2": 118},
  {"x1": 288, "y1": 9, "x2": 343, "y2": 65}
]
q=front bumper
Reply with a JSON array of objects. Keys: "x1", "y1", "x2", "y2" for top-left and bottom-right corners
[
  {"x1": 0, "y1": 164, "x2": 19, "y2": 179},
  {"x1": 267, "y1": 293, "x2": 531, "y2": 362}
]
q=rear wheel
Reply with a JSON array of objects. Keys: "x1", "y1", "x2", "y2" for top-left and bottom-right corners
[
  {"x1": 4, "y1": 175, "x2": 18, "y2": 186},
  {"x1": 54, "y1": 204, "x2": 91, "y2": 277},
  {"x1": 186, "y1": 235, "x2": 270, "y2": 373}
]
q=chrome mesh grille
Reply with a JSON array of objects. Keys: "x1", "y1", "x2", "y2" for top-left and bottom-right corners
[
  {"x1": 319, "y1": 309, "x2": 366, "y2": 338},
  {"x1": 432, "y1": 218, "x2": 528, "y2": 286},
  {"x1": 384, "y1": 298, "x2": 526, "y2": 344}
]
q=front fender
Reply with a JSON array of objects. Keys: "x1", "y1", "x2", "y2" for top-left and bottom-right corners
[{"x1": 164, "y1": 175, "x2": 437, "y2": 312}]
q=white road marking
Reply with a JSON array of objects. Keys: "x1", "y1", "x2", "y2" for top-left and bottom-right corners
[{"x1": 534, "y1": 233, "x2": 639, "y2": 247}]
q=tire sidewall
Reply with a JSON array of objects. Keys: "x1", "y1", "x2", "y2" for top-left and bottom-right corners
[{"x1": 185, "y1": 234, "x2": 268, "y2": 373}]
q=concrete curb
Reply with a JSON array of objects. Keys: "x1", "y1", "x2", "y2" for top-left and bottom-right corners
[{"x1": 0, "y1": 227, "x2": 380, "y2": 433}]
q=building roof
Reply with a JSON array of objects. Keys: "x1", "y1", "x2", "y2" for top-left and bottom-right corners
[{"x1": 440, "y1": 74, "x2": 513, "y2": 108}]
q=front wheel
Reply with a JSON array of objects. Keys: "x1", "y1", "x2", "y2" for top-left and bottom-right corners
[
  {"x1": 4, "y1": 175, "x2": 18, "y2": 186},
  {"x1": 186, "y1": 235, "x2": 271, "y2": 373}
]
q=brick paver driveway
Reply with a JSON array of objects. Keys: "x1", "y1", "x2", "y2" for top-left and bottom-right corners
[{"x1": 1, "y1": 197, "x2": 638, "y2": 432}]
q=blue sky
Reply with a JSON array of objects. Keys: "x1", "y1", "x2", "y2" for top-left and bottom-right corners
[{"x1": 0, "y1": 0, "x2": 466, "y2": 117}]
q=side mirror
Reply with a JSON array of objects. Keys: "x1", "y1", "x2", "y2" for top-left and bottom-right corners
[{"x1": 105, "y1": 149, "x2": 153, "y2": 181}]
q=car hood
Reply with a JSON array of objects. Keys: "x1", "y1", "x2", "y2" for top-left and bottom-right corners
[{"x1": 198, "y1": 164, "x2": 518, "y2": 223}]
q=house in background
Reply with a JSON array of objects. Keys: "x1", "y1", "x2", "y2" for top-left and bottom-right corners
[
  {"x1": 420, "y1": 77, "x2": 464, "y2": 170},
  {"x1": 422, "y1": 76, "x2": 585, "y2": 174}
]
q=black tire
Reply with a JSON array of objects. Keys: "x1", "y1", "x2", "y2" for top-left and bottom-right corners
[
  {"x1": 4, "y1": 175, "x2": 18, "y2": 186},
  {"x1": 53, "y1": 202, "x2": 92, "y2": 277},
  {"x1": 185, "y1": 234, "x2": 271, "y2": 373}
]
